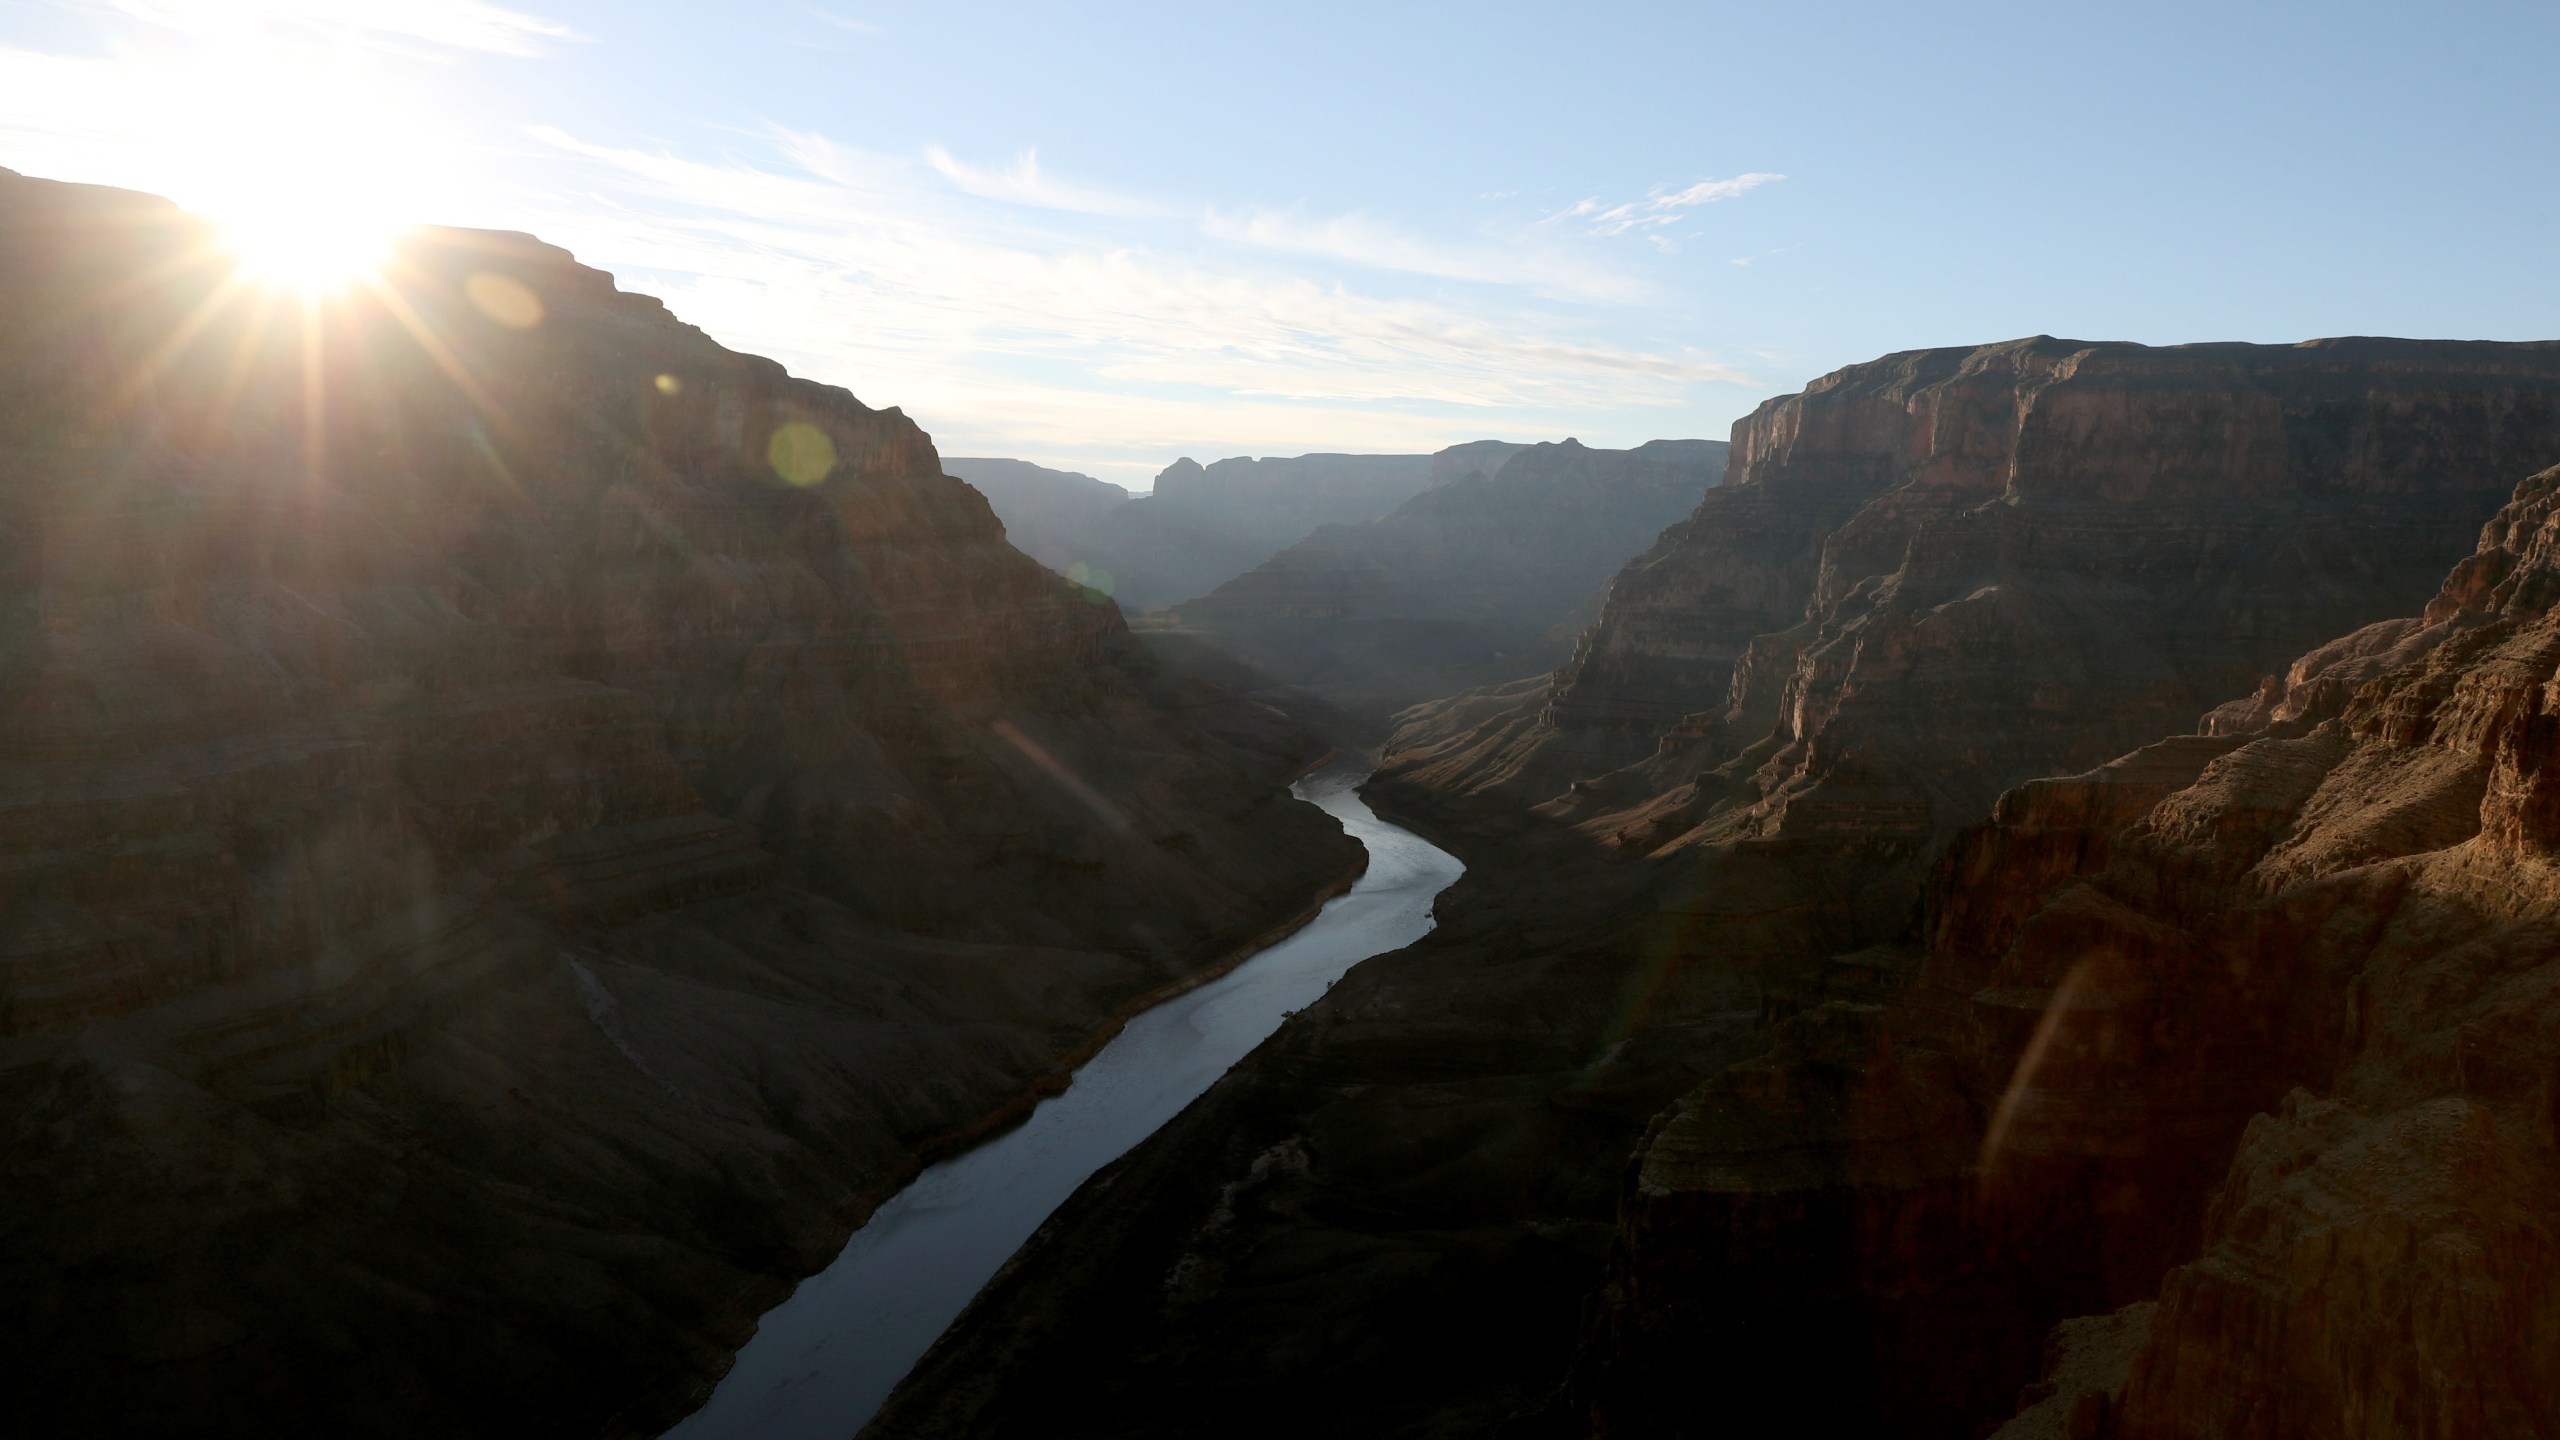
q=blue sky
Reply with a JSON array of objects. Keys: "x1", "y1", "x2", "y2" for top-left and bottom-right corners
[{"x1": 4, "y1": 0, "x2": 2555, "y2": 489}]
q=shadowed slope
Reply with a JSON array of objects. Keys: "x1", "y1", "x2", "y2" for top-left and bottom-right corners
[
  {"x1": 870, "y1": 335, "x2": 2560, "y2": 1438},
  {"x1": 1158, "y1": 439, "x2": 1725, "y2": 721},
  {"x1": 0, "y1": 167, "x2": 1361, "y2": 1439}
]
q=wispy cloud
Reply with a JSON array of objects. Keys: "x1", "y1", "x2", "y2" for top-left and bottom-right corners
[
  {"x1": 105, "y1": 0, "x2": 577, "y2": 55},
  {"x1": 0, "y1": 0, "x2": 1764, "y2": 490},
  {"x1": 1556, "y1": 171, "x2": 1785, "y2": 237},
  {"x1": 923, "y1": 145, "x2": 1166, "y2": 217},
  {"x1": 806, "y1": 6, "x2": 884, "y2": 35},
  {"x1": 511, "y1": 129, "x2": 1753, "y2": 483},
  {"x1": 1201, "y1": 206, "x2": 1645, "y2": 302}
]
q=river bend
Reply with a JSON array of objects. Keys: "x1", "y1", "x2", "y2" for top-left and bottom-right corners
[{"x1": 661, "y1": 759, "x2": 1464, "y2": 1439}]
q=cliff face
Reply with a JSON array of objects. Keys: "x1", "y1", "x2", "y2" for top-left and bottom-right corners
[
  {"x1": 1160, "y1": 438, "x2": 1725, "y2": 721},
  {"x1": 1390, "y1": 336, "x2": 2560, "y2": 813},
  {"x1": 1579, "y1": 465, "x2": 2560, "y2": 1438},
  {"x1": 872, "y1": 338, "x2": 2560, "y2": 1439},
  {"x1": 938, "y1": 456, "x2": 1130, "y2": 576},
  {"x1": 0, "y1": 168, "x2": 1361, "y2": 1437}
]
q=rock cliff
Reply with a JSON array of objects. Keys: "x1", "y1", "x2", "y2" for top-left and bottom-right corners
[
  {"x1": 1157, "y1": 438, "x2": 1725, "y2": 722},
  {"x1": 938, "y1": 456, "x2": 1129, "y2": 576},
  {"x1": 1587, "y1": 461, "x2": 2560, "y2": 1437},
  {"x1": 1393, "y1": 336, "x2": 2560, "y2": 814},
  {"x1": 0, "y1": 167, "x2": 1362, "y2": 1438},
  {"x1": 872, "y1": 337, "x2": 2560, "y2": 1438}
]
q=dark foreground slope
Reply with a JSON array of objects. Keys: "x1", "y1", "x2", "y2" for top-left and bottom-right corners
[
  {"x1": 0, "y1": 169, "x2": 1361, "y2": 1438},
  {"x1": 870, "y1": 337, "x2": 2560, "y2": 1438},
  {"x1": 1156, "y1": 439, "x2": 1725, "y2": 722}
]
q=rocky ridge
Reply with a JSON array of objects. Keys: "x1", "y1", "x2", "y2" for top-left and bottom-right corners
[
  {"x1": 0, "y1": 168, "x2": 1361, "y2": 1438},
  {"x1": 1157, "y1": 438, "x2": 1726, "y2": 722},
  {"x1": 872, "y1": 336, "x2": 2560, "y2": 1437},
  {"x1": 1590, "y1": 461, "x2": 2560, "y2": 1436},
  {"x1": 937, "y1": 456, "x2": 1129, "y2": 577},
  {"x1": 1056, "y1": 442, "x2": 1526, "y2": 613}
]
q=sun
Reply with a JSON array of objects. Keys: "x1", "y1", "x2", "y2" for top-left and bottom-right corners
[
  {"x1": 217, "y1": 198, "x2": 403, "y2": 294},
  {"x1": 170, "y1": 44, "x2": 445, "y2": 294}
]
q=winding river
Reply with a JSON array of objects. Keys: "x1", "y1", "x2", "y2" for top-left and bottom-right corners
[{"x1": 660, "y1": 759, "x2": 1464, "y2": 1440}]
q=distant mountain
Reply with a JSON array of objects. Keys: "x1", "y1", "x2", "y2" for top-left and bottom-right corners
[
  {"x1": 943, "y1": 457, "x2": 1130, "y2": 574},
  {"x1": 964, "y1": 443, "x2": 1531, "y2": 614},
  {"x1": 1160, "y1": 438, "x2": 1728, "y2": 721}
]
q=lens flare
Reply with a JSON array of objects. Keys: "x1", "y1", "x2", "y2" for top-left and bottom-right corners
[{"x1": 768, "y1": 423, "x2": 838, "y2": 487}]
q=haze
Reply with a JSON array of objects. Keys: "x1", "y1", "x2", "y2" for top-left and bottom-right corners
[{"x1": 3, "y1": 0, "x2": 2553, "y2": 490}]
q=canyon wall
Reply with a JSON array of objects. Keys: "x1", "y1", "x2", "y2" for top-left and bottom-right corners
[
  {"x1": 1589, "y1": 462, "x2": 2560, "y2": 1436},
  {"x1": 0, "y1": 168, "x2": 1362, "y2": 1438},
  {"x1": 1160, "y1": 438, "x2": 1725, "y2": 721},
  {"x1": 938, "y1": 456, "x2": 1129, "y2": 576},
  {"x1": 874, "y1": 337, "x2": 2560, "y2": 1437},
  {"x1": 1392, "y1": 336, "x2": 2560, "y2": 815}
]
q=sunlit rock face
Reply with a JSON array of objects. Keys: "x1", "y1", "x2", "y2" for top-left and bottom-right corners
[
  {"x1": 1580, "y1": 465, "x2": 2560, "y2": 1437},
  {"x1": 1389, "y1": 336, "x2": 2560, "y2": 820},
  {"x1": 1162, "y1": 438, "x2": 1726, "y2": 722},
  {"x1": 0, "y1": 167, "x2": 1360, "y2": 1438}
]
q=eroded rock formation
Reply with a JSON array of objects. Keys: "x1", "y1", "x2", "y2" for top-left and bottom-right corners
[
  {"x1": 0, "y1": 167, "x2": 1362, "y2": 1438},
  {"x1": 1396, "y1": 337, "x2": 2560, "y2": 812},
  {"x1": 1159, "y1": 438, "x2": 1725, "y2": 721},
  {"x1": 1588, "y1": 462, "x2": 2560, "y2": 1437},
  {"x1": 938, "y1": 456, "x2": 1129, "y2": 576},
  {"x1": 873, "y1": 337, "x2": 2560, "y2": 1438}
]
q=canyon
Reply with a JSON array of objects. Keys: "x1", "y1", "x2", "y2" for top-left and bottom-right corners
[
  {"x1": 0, "y1": 168, "x2": 1365, "y2": 1438},
  {"x1": 934, "y1": 457, "x2": 1130, "y2": 579},
  {"x1": 874, "y1": 336, "x2": 2560, "y2": 1436},
  {"x1": 968, "y1": 444, "x2": 1524, "y2": 616},
  {"x1": 9, "y1": 164, "x2": 2560, "y2": 1440},
  {"x1": 1155, "y1": 438, "x2": 1726, "y2": 723}
]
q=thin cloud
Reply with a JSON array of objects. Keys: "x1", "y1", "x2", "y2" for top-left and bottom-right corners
[
  {"x1": 1557, "y1": 171, "x2": 1785, "y2": 237},
  {"x1": 1201, "y1": 206, "x2": 1645, "y2": 302},
  {"x1": 806, "y1": 7, "x2": 885, "y2": 35},
  {"x1": 105, "y1": 0, "x2": 578, "y2": 54},
  {"x1": 924, "y1": 145, "x2": 1166, "y2": 217},
  {"x1": 518, "y1": 129, "x2": 1750, "y2": 420},
  {"x1": 0, "y1": 6, "x2": 1760, "y2": 493}
]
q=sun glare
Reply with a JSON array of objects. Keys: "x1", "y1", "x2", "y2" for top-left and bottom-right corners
[
  {"x1": 169, "y1": 42, "x2": 451, "y2": 294},
  {"x1": 219, "y1": 201, "x2": 401, "y2": 294}
]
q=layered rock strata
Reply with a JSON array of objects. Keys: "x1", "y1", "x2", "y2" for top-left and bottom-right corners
[
  {"x1": 874, "y1": 337, "x2": 2560, "y2": 1437},
  {"x1": 0, "y1": 168, "x2": 1361, "y2": 1438},
  {"x1": 1589, "y1": 462, "x2": 2560, "y2": 1436},
  {"x1": 1393, "y1": 336, "x2": 2560, "y2": 807},
  {"x1": 1160, "y1": 438, "x2": 1725, "y2": 721}
]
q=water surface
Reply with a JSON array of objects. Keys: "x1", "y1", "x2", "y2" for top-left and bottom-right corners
[{"x1": 661, "y1": 760, "x2": 1462, "y2": 1439}]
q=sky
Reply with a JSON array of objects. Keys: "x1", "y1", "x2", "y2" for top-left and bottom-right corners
[{"x1": 2, "y1": 1, "x2": 2555, "y2": 491}]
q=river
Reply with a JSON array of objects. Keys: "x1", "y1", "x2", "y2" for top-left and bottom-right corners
[{"x1": 659, "y1": 759, "x2": 1464, "y2": 1439}]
